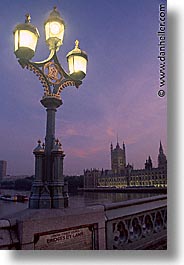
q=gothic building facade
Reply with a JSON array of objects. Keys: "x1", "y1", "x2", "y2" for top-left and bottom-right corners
[
  {"x1": 111, "y1": 142, "x2": 126, "y2": 174},
  {"x1": 84, "y1": 141, "x2": 167, "y2": 189}
]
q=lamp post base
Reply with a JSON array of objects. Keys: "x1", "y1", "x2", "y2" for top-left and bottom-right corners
[
  {"x1": 50, "y1": 181, "x2": 69, "y2": 208},
  {"x1": 29, "y1": 181, "x2": 51, "y2": 209},
  {"x1": 52, "y1": 196, "x2": 69, "y2": 209},
  {"x1": 29, "y1": 195, "x2": 51, "y2": 209},
  {"x1": 29, "y1": 192, "x2": 68, "y2": 209},
  {"x1": 29, "y1": 179, "x2": 69, "y2": 209}
]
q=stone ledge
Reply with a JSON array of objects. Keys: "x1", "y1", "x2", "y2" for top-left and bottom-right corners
[
  {"x1": 16, "y1": 205, "x2": 105, "y2": 247},
  {"x1": 105, "y1": 198, "x2": 167, "y2": 220},
  {"x1": 104, "y1": 195, "x2": 167, "y2": 210}
]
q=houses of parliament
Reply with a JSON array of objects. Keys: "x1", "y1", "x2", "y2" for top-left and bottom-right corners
[{"x1": 84, "y1": 140, "x2": 167, "y2": 189}]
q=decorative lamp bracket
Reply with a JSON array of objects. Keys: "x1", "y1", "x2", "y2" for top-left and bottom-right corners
[{"x1": 18, "y1": 50, "x2": 82, "y2": 99}]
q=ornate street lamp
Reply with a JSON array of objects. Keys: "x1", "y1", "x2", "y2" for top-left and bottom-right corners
[{"x1": 13, "y1": 7, "x2": 88, "y2": 209}]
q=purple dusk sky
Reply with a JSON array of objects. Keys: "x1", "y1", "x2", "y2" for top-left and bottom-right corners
[{"x1": 0, "y1": 0, "x2": 167, "y2": 176}]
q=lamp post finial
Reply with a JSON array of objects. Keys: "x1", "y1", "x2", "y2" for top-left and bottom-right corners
[
  {"x1": 75, "y1": 39, "x2": 79, "y2": 49},
  {"x1": 25, "y1": 13, "x2": 31, "y2": 23}
]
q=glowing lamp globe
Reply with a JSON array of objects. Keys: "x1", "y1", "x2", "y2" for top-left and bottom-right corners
[
  {"x1": 13, "y1": 14, "x2": 40, "y2": 60},
  {"x1": 44, "y1": 7, "x2": 65, "y2": 50},
  {"x1": 66, "y1": 40, "x2": 88, "y2": 80}
]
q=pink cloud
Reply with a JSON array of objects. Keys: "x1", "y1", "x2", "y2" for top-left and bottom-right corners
[
  {"x1": 106, "y1": 127, "x2": 115, "y2": 137},
  {"x1": 67, "y1": 145, "x2": 106, "y2": 159}
]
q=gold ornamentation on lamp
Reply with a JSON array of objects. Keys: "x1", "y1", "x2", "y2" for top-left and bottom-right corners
[{"x1": 44, "y1": 62, "x2": 64, "y2": 85}]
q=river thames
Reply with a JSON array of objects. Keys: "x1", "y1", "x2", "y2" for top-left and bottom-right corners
[{"x1": 0, "y1": 189, "x2": 161, "y2": 218}]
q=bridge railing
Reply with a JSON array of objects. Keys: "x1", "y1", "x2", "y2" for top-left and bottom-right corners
[
  {"x1": 104, "y1": 195, "x2": 167, "y2": 250},
  {"x1": 0, "y1": 195, "x2": 167, "y2": 250}
]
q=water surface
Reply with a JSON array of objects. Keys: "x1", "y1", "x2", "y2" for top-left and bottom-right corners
[{"x1": 0, "y1": 189, "x2": 159, "y2": 218}]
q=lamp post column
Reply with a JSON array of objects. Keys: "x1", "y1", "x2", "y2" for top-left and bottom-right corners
[{"x1": 39, "y1": 96, "x2": 63, "y2": 208}]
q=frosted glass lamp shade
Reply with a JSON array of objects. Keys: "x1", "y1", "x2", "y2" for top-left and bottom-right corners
[
  {"x1": 13, "y1": 14, "x2": 39, "y2": 60},
  {"x1": 67, "y1": 40, "x2": 88, "y2": 80},
  {"x1": 44, "y1": 7, "x2": 65, "y2": 50}
]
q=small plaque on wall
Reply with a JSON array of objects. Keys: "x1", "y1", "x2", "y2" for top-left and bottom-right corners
[{"x1": 34, "y1": 226, "x2": 93, "y2": 250}]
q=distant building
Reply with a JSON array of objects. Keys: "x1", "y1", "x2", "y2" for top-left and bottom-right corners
[
  {"x1": 158, "y1": 141, "x2": 167, "y2": 169},
  {"x1": 111, "y1": 141, "x2": 126, "y2": 174},
  {"x1": 83, "y1": 168, "x2": 100, "y2": 188},
  {"x1": 0, "y1": 160, "x2": 7, "y2": 182},
  {"x1": 84, "y1": 141, "x2": 167, "y2": 188}
]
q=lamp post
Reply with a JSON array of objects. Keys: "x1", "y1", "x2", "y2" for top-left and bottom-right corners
[{"x1": 13, "y1": 7, "x2": 88, "y2": 209}]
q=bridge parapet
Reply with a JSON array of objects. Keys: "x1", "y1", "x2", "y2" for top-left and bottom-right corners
[
  {"x1": 0, "y1": 195, "x2": 167, "y2": 250},
  {"x1": 105, "y1": 195, "x2": 167, "y2": 250},
  {"x1": 0, "y1": 219, "x2": 19, "y2": 249}
]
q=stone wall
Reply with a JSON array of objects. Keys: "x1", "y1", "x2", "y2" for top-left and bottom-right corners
[{"x1": 0, "y1": 195, "x2": 167, "y2": 250}]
